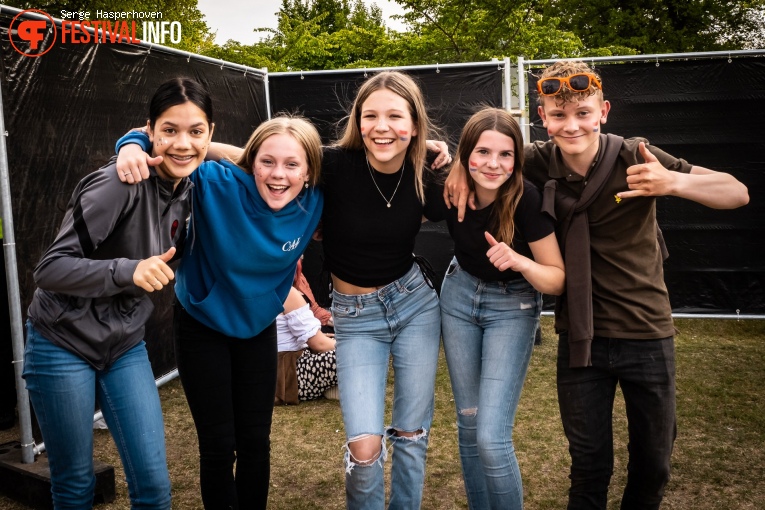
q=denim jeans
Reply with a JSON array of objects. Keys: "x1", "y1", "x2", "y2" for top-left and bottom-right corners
[
  {"x1": 557, "y1": 334, "x2": 677, "y2": 510},
  {"x1": 22, "y1": 321, "x2": 171, "y2": 510},
  {"x1": 440, "y1": 259, "x2": 541, "y2": 510},
  {"x1": 332, "y1": 263, "x2": 441, "y2": 510},
  {"x1": 174, "y1": 304, "x2": 277, "y2": 510}
]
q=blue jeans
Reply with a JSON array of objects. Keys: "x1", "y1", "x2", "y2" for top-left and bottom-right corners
[
  {"x1": 332, "y1": 263, "x2": 441, "y2": 510},
  {"x1": 440, "y1": 259, "x2": 541, "y2": 510},
  {"x1": 22, "y1": 321, "x2": 171, "y2": 510},
  {"x1": 557, "y1": 334, "x2": 677, "y2": 510}
]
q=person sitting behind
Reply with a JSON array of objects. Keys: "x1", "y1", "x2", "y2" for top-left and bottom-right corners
[
  {"x1": 275, "y1": 287, "x2": 338, "y2": 404},
  {"x1": 293, "y1": 255, "x2": 333, "y2": 329}
]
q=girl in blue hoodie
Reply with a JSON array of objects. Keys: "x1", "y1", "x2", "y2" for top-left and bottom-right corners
[{"x1": 115, "y1": 115, "x2": 323, "y2": 509}]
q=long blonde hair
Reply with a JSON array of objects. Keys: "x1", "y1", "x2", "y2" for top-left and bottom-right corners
[
  {"x1": 235, "y1": 115, "x2": 323, "y2": 187},
  {"x1": 336, "y1": 71, "x2": 434, "y2": 203},
  {"x1": 456, "y1": 108, "x2": 524, "y2": 245}
]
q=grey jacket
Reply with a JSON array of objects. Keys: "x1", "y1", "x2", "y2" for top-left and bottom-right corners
[{"x1": 27, "y1": 158, "x2": 192, "y2": 369}]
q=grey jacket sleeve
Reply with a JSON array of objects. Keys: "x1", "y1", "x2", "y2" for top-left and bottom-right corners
[{"x1": 33, "y1": 165, "x2": 141, "y2": 297}]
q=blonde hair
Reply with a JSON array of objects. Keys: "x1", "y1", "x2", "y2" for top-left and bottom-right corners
[
  {"x1": 537, "y1": 60, "x2": 604, "y2": 108},
  {"x1": 336, "y1": 71, "x2": 434, "y2": 203},
  {"x1": 456, "y1": 108, "x2": 524, "y2": 245},
  {"x1": 235, "y1": 115, "x2": 323, "y2": 187}
]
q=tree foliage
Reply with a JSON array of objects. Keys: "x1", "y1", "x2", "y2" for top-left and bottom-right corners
[
  {"x1": 386, "y1": 0, "x2": 582, "y2": 62},
  {"x1": 543, "y1": 0, "x2": 765, "y2": 53}
]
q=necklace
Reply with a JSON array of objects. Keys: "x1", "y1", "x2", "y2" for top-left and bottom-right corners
[{"x1": 365, "y1": 155, "x2": 405, "y2": 208}]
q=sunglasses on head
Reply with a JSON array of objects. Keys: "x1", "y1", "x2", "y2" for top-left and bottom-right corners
[{"x1": 536, "y1": 73, "x2": 602, "y2": 96}]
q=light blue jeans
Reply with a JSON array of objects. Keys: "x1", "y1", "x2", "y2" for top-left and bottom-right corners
[
  {"x1": 23, "y1": 321, "x2": 171, "y2": 510},
  {"x1": 440, "y1": 259, "x2": 541, "y2": 510},
  {"x1": 332, "y1": 263, "x2": 441, "y2": 510}
]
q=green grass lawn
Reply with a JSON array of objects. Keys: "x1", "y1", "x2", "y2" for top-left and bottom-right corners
[{"x1": 1, "y1": 317, "x2": 763, "y2": 509}]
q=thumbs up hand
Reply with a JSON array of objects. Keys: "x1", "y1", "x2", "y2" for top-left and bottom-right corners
[
  {"x1": 618, "y1": 142, "x2": 677, "y2": 199},
  {"x1": 485, "y1": 232, "x2": 530, "y2": 273},
  {"x1": 133, "y1": 247, "x2": 176, "y2": 292}
]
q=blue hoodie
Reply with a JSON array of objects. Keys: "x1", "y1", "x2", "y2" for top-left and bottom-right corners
[
  {"x1": 116, "y1": 131, "x2": 323, "y2": 338},
  {"x1": 178, "y1": 159, "x2": 323, "y2": 338}
]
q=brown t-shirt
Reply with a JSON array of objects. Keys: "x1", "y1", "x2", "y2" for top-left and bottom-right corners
[{"x1": 524, "y1": 138, "x2": 693, "y2": 339}]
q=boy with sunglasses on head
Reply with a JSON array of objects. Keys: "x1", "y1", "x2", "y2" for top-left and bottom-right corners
[{"x1": 446, "y1": 60, "x2": 749, "y2": 509}]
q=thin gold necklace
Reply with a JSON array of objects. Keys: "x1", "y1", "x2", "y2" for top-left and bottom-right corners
[{"x1": 365, "y1": 155, "x2": 405, "y2": 208}]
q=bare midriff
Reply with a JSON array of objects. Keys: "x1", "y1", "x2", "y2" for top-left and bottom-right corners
[{"x1": 332, "y1": 274, "x2": 386, "y2": 295}]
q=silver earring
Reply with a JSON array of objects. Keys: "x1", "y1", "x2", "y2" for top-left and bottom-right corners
[{"x1": 304, "y1": 182, "x2": 309, "y2": 188}]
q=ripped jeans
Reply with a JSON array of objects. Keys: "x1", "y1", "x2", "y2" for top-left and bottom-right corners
[
  {"x1": 440, "y1": 259, "x2": 541, "y2": 510},
  {"x1": 332, "y1": 263, "x2": 441, "y2": 510}
]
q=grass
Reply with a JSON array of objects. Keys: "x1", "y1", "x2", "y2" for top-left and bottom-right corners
[{"x1": 1, "y1": 317, "x2": 763, "y2": 509}]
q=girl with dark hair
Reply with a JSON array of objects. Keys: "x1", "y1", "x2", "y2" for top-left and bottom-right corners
[
  {"x1": 23, "y1": 77, "x2": 212, "y2": 509},
  {"x1": 433, "y1": 108, "x2": 564, "y2": 509},
  {"x1": 115, "y1": 114, "x2": 324, "y2": 510}
]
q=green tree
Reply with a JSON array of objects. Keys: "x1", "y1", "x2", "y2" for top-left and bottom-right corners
[
  {"x1": 5, "y1": 0, "x2": 216, "y2": 53},
  {"x1": 381, "y1": 0, "x2": 584, "y2": 63},
  {"x1": 543, "y1": 0, "x2": 765, "y2": 53},
  {"x1": 223, "y1": 0, "x2": 388, "y2": 71}
]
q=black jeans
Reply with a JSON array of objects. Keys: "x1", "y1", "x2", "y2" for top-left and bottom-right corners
[
  {"x1": 174, "y1": 304, "x2": 277, "y2": 510},
  {"x1": 557, "y1": 335, "x2": 677, "y2": 510}
]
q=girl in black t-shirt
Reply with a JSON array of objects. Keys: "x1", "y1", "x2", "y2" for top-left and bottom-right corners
[
  {"x1": 437, "y1": 108, "x2": 564, "y2": 510},
  {"x1": 323, "y1": 71, "x2": 446, "y2": 510}
]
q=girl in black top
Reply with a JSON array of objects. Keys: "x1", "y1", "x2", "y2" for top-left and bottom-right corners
[
  {"x1": 433, "y1": 108, "x2": 564, "y2": 510},
  {"x1": 322, "y1": 71, "x2": 445, "y2": 510}
]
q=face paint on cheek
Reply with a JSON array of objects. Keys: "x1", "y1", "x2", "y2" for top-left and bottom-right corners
[
  {"x1": 548, "y1": 130, "x2": 554, "y2": 139},
  {"x1": 468, "y1": 161, "x2": 478, "y2": 172},
  {"x1": 593, "y1": 122, "x2": 600, "y2": 132},
  {"x1": 360, "y1": 127, "x2": 367, "y2": 138},
  {"x1": 398, "y1": 130, "x2": 409, "y2": 141}
]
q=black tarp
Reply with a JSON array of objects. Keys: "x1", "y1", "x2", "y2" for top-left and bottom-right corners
[
  {"x1": 269, "y1": 65, "x2": 504, "y2": 298},
  {"x1": 528, "y1": 57, "x2": 764, "y2": 313},
  {"x1": 1, "y1": 8, "x2": 268, "y2": 376}
]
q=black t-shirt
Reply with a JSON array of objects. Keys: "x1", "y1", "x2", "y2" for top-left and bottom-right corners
[
  {"x1": 320, "y1": 147, "x2": 442, "y2": 287},
  {"x1": 430, "y1": 179, "x2": 555, "y2": 282}
]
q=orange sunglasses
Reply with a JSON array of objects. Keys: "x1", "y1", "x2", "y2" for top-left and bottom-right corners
[{"x1": 536, "y1": 73, "x2": 602, "y2": 96}]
